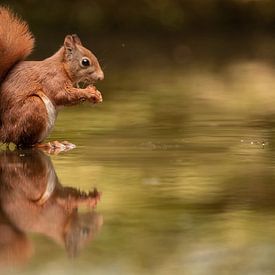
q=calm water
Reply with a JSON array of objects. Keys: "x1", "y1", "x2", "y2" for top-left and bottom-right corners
[{"x1": 2, "y1": 57, "x2": 275, "y2": 275}]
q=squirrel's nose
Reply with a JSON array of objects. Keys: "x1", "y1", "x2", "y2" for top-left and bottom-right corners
[{"x1": 96, "y1": 71, "x2": 104, "y2": 81}]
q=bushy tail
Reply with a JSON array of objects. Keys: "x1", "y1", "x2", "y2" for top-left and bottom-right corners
[{"x1": 0, "y1": 7, "x2": 34, "y2": 80}]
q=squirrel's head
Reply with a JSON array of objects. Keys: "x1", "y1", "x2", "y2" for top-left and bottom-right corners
[{"x1": 63, "y1": 34, "x2": 104, "y2": 86}]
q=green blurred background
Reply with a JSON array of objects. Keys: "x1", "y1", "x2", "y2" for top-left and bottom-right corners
[
  {"x1": 4, "y1": 0, "x2": 275, "y2": 33},
  {"x1": 3, "y1": 0, "x2": 275, "y2": 64}
]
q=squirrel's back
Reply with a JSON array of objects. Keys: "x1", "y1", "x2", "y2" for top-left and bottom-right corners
[{"x1": 0, "y1": 6, "x2": 34, "y2": 81}]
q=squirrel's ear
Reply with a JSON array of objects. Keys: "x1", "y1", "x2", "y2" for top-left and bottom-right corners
[
  {"x1": 64, "y1": 35, "x2": 75, "y2": 51},
  {"x1": 72, "y1": 34, "x2": 82, "y2": 46},
  {"x1": 64, "y1": 35, "x2": 76, "y2": 60}
]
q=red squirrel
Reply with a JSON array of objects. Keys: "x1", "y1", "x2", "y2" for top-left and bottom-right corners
[
  {"x1": 0, "y1": 149, "x2": 102, "y2": 259},
  {"x1": 0, "y1": 7, "x2": 104, "y2": 149}
]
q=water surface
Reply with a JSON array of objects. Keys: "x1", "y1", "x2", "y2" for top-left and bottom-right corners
[{"x1": 1, "y1": 55, "x2": 275, "y2": 275}]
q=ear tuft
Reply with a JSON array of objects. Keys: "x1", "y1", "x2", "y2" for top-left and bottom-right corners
[
  {"x1": 72, "y1": 34, "x2": 82, "y2": 46},
  {"x1": 64, "y1": 35, "x2": 75, "y2": 51}
]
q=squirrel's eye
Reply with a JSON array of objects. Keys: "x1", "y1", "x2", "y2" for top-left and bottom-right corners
[{"x1": 81, "y1": 58, "x2": 90, "y2": 67}]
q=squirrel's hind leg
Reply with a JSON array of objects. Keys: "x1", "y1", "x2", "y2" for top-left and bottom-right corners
[{"x1": 1, "y1": 96, "x2": 48, "y2": 146}]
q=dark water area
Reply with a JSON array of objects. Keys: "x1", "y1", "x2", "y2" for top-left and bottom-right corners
[{"x1": 2, "y1": 2, "x2": 275, "y2": 273}]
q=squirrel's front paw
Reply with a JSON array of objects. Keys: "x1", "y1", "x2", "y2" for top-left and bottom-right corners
[{"x1": 86, "y1": 86, "x2": 103, "y2": 103}]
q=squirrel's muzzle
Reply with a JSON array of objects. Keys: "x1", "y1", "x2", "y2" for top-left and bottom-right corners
[{"x1": 95, "y1": 70, "x2": 104, "y2": 81}]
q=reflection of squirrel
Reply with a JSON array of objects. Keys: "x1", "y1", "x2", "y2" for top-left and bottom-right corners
[
  {"x1": 0, "y1": 149, "x2": 103, "y2": 260},
  {"x1": 0, "y1": 7, "x2": 104, "y2": 147}
]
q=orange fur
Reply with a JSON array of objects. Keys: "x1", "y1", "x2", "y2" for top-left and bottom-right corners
[{"x1": 0, "y1": 7, "x2": 34, "y2": 80}]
